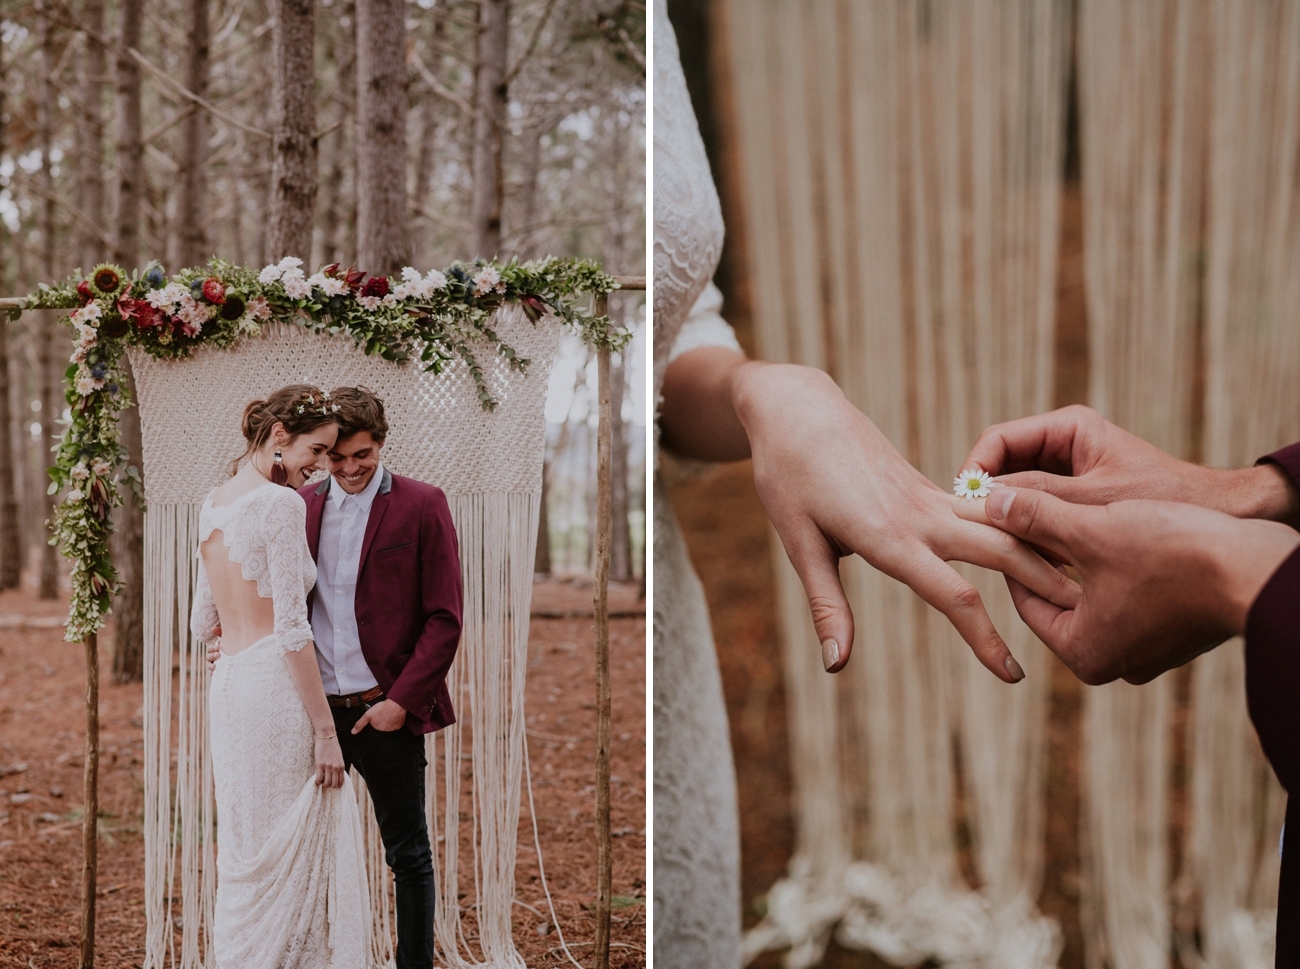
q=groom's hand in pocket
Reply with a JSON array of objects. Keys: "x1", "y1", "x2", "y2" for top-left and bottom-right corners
[
  {"x1": 955, "y1": 487, "x2": 1300, "y2": 684},
  {"x1": 731, "y1": 362, "x2": 1080, "y2": 682},
  {"x1": 352, "y1": 698, "x2": 408, "y2": 733}
]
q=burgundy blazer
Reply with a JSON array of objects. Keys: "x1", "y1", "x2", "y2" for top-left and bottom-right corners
[
  {"x1": 1247, "y1": 441, "x2": 1300, "y2": 966},
  {"x1": 299, "y1": 469, "x2": 463, "y2": 735}
]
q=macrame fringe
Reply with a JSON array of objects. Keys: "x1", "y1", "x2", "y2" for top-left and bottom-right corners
[
  {"x1": 141, "y1": 493, "x2": 549, "y2": 969},
  {"x1": 727, "y1": 2, "x2": 1067, "y2": 965}
]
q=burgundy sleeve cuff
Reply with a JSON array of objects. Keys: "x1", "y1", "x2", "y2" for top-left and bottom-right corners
[
  {"x1": 1244, "y1": 543, "x2": 1300, "y2": 795},
  {"x1": 1257, "y1": 441, "x2": 1300, "y2": 490}
]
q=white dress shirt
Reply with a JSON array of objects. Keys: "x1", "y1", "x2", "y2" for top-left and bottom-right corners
[{"x1": 311, "y1": 464, "x2": 384, "y2": 695}]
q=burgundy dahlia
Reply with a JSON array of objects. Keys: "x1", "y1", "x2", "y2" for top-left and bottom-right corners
[
  {"x1": 201, "y1": 277, "x2": 226, "y2": 304},
  {"x1": 360, "y1": 276, "x2": 390, "y2": 299},
  {"x1": 76, "y1": 281, "x2": 94, "y2": 305}
]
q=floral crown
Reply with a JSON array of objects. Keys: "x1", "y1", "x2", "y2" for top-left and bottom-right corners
[{"x1": 294, "y1": 389, "x2": 341, "y2": 417}]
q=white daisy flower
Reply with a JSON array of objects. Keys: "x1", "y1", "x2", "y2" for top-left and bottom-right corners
[
  {"x1": 954, "y1": 469, "x2": 993, "y2": 500},
  {"x1": 276, "y1": 256, "x2": 304, "y2": 271},
  {"x1": 258, "y1": 264, "x2": 284, "y2": 284},
  {"x1": 425, "y1": 269, "x2": 448, "y2": 291}
]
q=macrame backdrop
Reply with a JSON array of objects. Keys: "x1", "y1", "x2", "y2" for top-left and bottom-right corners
[
  {"x1": 723, "y1": 0, "x2": 1300, "y2": 966},
  {"x1": 1076, "y1": 1, "x2": 1204, "y2": 965},
  {"x1": 727, "y1": 2, "x2": 1069, "y2": 966},
  {"x1": 129, "y1": 309, "x2": 558, "y2": 969}
]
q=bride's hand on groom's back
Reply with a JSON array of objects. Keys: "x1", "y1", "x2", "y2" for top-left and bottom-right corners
[
  {"x1": 955, "y1": 487, "x2": 1300, "y2": 684},
  {"x1": 731, "y1": 362, "x2": 1079, "y2": 682}
]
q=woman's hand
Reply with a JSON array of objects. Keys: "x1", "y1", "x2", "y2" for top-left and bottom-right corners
[
  {"x1": 314, "y1": 734, "x2": 346, "y2": 788},
  {"x1": 954, "y1": 487, "x2": 1300, "y2": 684},
  {"x1": 731, "y1": 362, "x2": 1079, "y2": 681}
]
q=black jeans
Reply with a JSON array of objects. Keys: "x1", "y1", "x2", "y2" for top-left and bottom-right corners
[{"x1": 333, "y1": 704, "x2": 436, "y2": 969}]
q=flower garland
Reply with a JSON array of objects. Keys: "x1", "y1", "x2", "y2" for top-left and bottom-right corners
[{"x1": 22, "y1": 255, "x2": 624, "y2": 641}]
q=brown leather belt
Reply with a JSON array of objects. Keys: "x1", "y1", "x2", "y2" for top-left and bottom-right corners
[{"x1": 327, "y1": 686, "x2": 385, "y2": 709}]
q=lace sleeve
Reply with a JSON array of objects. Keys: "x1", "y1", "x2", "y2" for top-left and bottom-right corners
[
  {"x1": 189, "y1": 556, "x2": 221, "y2": 645},
  {"x1": 262, "y1": 491, "x2": 315, "y2": 656},
  {"x1": 667, "y1": 282, "x2": 742, "y2": 364}
]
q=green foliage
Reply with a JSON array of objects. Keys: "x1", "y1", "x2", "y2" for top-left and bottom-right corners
[{"x1": 25, "y1": 255, "x2": 622, "y2": 642}]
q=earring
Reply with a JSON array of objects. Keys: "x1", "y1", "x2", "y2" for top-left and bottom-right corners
[{"x1": 271, "y1": 448, "x2": 288, "y2": 486}]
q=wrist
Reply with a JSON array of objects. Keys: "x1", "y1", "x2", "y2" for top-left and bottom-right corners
[
  {"x1": 1207, "y1": 518, "x2": 1300, "y2": 633},
  {"x1": 314, "y1": 728, "x2": 337, "y2": 740},
  {"x1": 731, "y1": 361, "x2": 840, "y2": 436}
]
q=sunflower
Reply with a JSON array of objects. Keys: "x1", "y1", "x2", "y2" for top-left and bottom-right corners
[{"x1": 90, "y1": 263, "x2": 126, "y2": 298}]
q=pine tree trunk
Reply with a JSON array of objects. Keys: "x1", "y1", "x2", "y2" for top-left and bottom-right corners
[
  {"x1": 112, "y1": 360, "x2": 144, "y2": 683},
  {"x1": 38, "y1": 9, "x2": 60, "y2": 601},
  {"x1": 268, "y1": 0, "x2": 317, "y2": 262},
  {"x1": 175, "y1": 0, "x2": 210, "y2": 269},
  {"x1": 77, "y1": 0, "x2": 107, "y2": 273},
  {"x1": 320, "y1": 2, "x2": 354, "y2": 266},
  {"x1": 109, "y1": 0, "x2": 147, "y2": 682},
  {"x1": 517, "y1": 120, "x2": 542, "y2": 259},
  {"x1": 411, "y1": 10, "x2": 447, "y2": 262},
  {"x1": 113, "y1": 0, "x2": 144, "y2": 268},
  {"x1": 355, "y1": 0, "x2": 409, "y2": 275},
  {"x1": 0, "y1": 36, "x2": 20, "y2": 591},
  {"x1": 470, "y1": 0, "x2": 509, "y2": 259}
]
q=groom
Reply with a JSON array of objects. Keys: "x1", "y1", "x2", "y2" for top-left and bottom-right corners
[{"x1": 210, "y1": 385, "x2": 462, "y2": 969}]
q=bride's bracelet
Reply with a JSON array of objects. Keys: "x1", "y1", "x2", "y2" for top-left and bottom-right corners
[{"x1": 314, "y1": 731, "x2": 337, "y2": 740}]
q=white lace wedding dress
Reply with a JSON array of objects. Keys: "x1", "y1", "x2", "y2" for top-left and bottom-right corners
[
  {"x1": 653, "y1": 0, "x2": 747, "y2": 965},
  {"x1": 190, "y1": 482, "x2": 374, "y2": 968}
]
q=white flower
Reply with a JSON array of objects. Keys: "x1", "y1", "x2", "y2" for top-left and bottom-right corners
[
  {"x1": 357, "y1": 295, "x2": 382, "y2": 311},
  {"x1": 70, "y1": 345, "x2": 89, "y2": 364},
  {"x1": 75, "y1": 372, "x2": 99, "y2": 396},
  {"x1": 147, "y1": 283, "x2": 188, "y2": 312},
  {"x1": 277, "y1": 256, "x2": 303, "y2": 271},
  {"x1": 954, "y1": 469, "x2": 993, "y2": 500},
  {"x1": 74, "y1": 322, "x2": 98, "y2": 348},
  {"x1": 309, "y1": 273, "x2": 348, "y2": 297},
  {"x1": 90, "y1": 458, "x2": 112, "y2": 477},
  {"x1": 381, "y1": 293, "x2": 399, "y2": 307},
  {"x1": 473, "y1": 266, "x2": 501, "y2": 296},
  {"x1": 70, "y1": 462, "x2": 89, "y2": 481},
  {"x1": 401, "y1": 267, "x2": 422, "y2": 284},
  {"x1": 258, "y1": 264, "x2": 283, "y2": 284},
  {"x1": 283, "y1": 277, "x2": 311, "y2": 299},
  {"x1": 71, "y1": 302, "x2": 102, "y2": 326},
  {"x1": 426, "y1": 269, "x2": 448, "y2": 291},
  {"x1": 65, "y1": 488, "x2": 84, "y2": 504}
]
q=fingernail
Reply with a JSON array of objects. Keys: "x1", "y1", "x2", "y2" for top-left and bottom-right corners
[
  {"x1": 987, "y1": 489, "x2": 1016, "y2": 521},
  {"x1": 986, "y1": 480, "x2": 1006, "y2": 490},
  {"x1": 1005, "y1": 655, "x2": 1025, "y2": 682},
  {"x1": 821, "y1": 638, "x2": 840, "y2": 672}
]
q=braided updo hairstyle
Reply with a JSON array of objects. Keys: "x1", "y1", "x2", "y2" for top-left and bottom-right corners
[{"x1": 229, "y1": 383, "x2": 339, "y2": 476}]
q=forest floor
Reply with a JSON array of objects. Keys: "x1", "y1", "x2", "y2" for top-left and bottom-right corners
[{"x1": 0, "y1": 569, "x2": 645, "y2": 969}]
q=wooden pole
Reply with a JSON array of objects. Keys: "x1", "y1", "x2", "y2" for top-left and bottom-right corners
[
  {"x1": 591, "y1": 277, "x2": 642, "y2": 968},
  {"x1": 593, "y1": 291, "x2": 613, "y2": 969},
  {"x1": 80, "y1": 631, "x2": 100, "y2": 968}
]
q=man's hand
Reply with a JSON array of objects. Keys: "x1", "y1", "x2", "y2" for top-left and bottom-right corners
[
  {"x1": 206, "y1": 640, "x2": 221, "y2": 672},
  {"x1": 352, "y1": 698, "x2": 407, "y2": 733},
  {"x1": 963, "y1": 405, "x2": 1300, "y2": 523},
  {"x1": 732, "y1": 362, "x2": 1079, "y2": 682},
  {"x1": 955, "y1": 488, "x2": 1300, "y2": 684}
]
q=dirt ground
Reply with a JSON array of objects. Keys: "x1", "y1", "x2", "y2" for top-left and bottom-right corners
[{"x1": 0, "y1": 569, "x2": 645, "y2": 969}]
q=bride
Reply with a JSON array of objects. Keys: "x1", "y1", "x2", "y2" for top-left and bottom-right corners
[
  {"x1": 190, "y1": 383, "x2": 374, "y2": 967},
  {"x1": 652, "y1": 0, "x2": 1079, "y2": 965}
]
